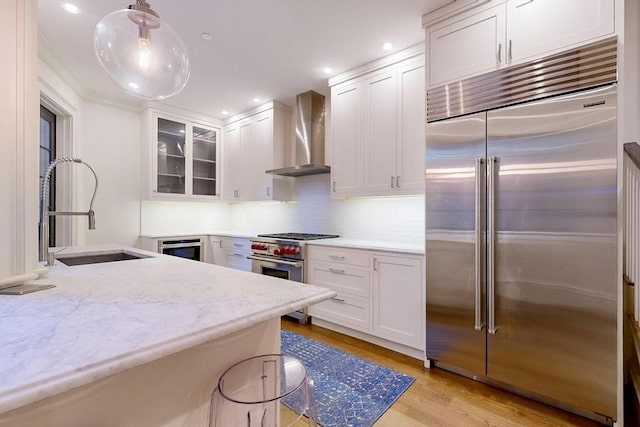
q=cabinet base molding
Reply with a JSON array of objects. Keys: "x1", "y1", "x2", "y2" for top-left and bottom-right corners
[{"x1": 311, "y1": 318, "x2": 424, "y2": 361}]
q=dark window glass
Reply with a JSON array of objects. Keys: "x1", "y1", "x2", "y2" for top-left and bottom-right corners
[{"x1": 39, "y1": 106, "x2": 56, "y2": 246}]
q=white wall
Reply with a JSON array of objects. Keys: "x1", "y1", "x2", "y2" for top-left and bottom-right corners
[
  {"x1": 39, "y1": 58, "x2": 143, "y2": 249},
  {"x1": 80, "y1": 102, "x2": 142, "y2": 247},
  {"x1": 141, "y1": 174, "x2": 424, "y2": 244},
  {"x1": 140, "y1": 201, "x2": 231, "y2": 236}
]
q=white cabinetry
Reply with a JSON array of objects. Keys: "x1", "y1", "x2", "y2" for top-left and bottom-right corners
[
  {"x1": 425, "y1": 0, "x2": 615, "y2": 88},
  {"x1": 307, "y1": 246, "x2": 371, "y2": 332},
  {"x1": 428, "y1": 4, "x2": 506, "y2": 86},
  {"x1": 329, "y1": 49, "x2": 425, "y2": 198},
  {"x1": 209, "y1": 236, "x2": 252, "y2": 271},
  {"x1": 308, "y1": 245, "x2": 425, "y2": 357},
  {"x1": 222, "y1": 102, "x2": 292, "y2": 201},
  {"x1": 143, "y1": 109, "x2": 221, "y2": 200},
  {"x1": 372, "y1": 254, "x2": 424, "y2": 349},
  {"x1": 330, "y1": 81, "x2": 363, "y2": 196}
]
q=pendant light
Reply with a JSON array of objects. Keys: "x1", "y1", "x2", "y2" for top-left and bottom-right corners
[{"x1": 94, "y1": 0, "x2": 190, "y2": 100}]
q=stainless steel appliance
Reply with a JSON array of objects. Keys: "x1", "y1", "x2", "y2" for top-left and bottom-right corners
[
  {"x1": 158, "y1": 238, "x2": 204, "y2": 261},
  {"x1": 249, "y1": 233, "x2": 339, "y2": 323},
  {"x1": 265, "y1": 90, "x2": 330, "y2": 177},
  {"x1": 425, "y1": 38, "x2": 617, "y2": 424}
]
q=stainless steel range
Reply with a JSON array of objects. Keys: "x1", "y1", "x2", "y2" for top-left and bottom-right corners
[{"x1": 248, "y1": 232, "x2": 339, "y2": 324}]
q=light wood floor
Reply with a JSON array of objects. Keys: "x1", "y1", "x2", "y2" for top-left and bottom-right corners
[{"x1": 281, "y1": 318, "x2": 602, "y2": 427}]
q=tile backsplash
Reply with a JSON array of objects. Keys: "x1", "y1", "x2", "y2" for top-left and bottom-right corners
[{"x1": 141, "y1": 174, "x2": 423, "y2": 243}]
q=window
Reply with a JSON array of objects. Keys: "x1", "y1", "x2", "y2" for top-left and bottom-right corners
[{"x1": 40, "y1": 105, "x2": 56, "y2": 246}]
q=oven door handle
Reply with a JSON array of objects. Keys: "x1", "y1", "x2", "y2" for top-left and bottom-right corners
[
  {"x1": 247, "y1": 255, "x2": 303, "y2": 268},
  {"x1": 160, "y1": 242, "x2": 202, "y2": 249}
]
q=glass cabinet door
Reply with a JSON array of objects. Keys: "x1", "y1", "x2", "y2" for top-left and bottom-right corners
[
  {"x1": 157, "y1": 118, "x2": 186, "y2": 194},
  {"x1": 191, "y1": 125, "x2": 218, "y2": 196}
]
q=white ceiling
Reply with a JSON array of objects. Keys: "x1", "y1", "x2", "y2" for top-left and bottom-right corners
[{"x1": 38, "y1": 0, "x2": 450, "y2": 120}]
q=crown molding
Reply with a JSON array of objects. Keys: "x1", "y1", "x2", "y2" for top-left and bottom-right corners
[
  {"x1": 328, "y1": 43, "x2": 425, "y2": 87},
  {"x1": 38, "y1": 34, "x2": 87, "y2": 99}
]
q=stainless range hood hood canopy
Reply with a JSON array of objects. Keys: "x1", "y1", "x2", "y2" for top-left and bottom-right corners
[{"x1": 266, "y1": 90, "x2": 330, "y2": 177}]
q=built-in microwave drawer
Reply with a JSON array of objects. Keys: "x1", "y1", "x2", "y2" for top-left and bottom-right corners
[
  {"x1": 308, "y1": 246, "x2": 370, "y2": 267},
  {"x1": 307, "y1": 261, "x2": 370, "y2": 298},
  {"x1": 309, "y1": 293, "x2": 370, "y2": 332}
]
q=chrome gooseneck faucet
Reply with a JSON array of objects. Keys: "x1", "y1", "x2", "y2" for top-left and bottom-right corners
[{"x1": 39, "y1": 157, "x2": 98, "y2": 266}]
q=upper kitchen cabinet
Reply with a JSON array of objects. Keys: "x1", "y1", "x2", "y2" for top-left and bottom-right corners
[
  {"x1": 330, "y1": 80, "x2": 364, "y2": 196},
  {"x1": 329, "y1": 47, "x2": 425, "y2": 198},
  {"x1": 424, "y1": 0, "x2": 616, "y2": 88},
  {"x1": 142, "y1": 109, "x2": 222, "y2": 200},
  {"x1": 222, "y1": 102, "x2": 292, "y2": 201}
]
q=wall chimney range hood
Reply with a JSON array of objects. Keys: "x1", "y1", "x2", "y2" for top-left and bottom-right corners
[{"x1": 266, "y1": 90, "x2": 330, "y2": 177}]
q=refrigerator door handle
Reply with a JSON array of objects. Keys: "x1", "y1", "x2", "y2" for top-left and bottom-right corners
[
  {"x1": 487, "y1": 156, "x2": 498, "y2": 334},
  {"x1": 474, "y1": 157, "x2": 485, "y2": 331}
]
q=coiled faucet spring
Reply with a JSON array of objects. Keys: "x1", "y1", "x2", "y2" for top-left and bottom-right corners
[{"x1": 39, "y1": 157, "x2": 99, "y2": 265}]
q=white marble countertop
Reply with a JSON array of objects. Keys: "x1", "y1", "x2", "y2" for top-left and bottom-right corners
[
  {"x1": 139, "y1": 232, "x2": 257, "y2": 239},
  {"x1": 0, "y1": 245, "x2": 334, "y2": 414},
  {"x1": 306, "y1": 238, "x2": 424, "y2": 255}
]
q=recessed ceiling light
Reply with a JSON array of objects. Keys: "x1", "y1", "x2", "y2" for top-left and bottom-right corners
[
  {"x1": 322, "y1": 67, "x2": 333, "y2": 75},
  {"x1": 381, "y1": 42, "x2": 393, "y2": 51},
  {"x1": 201, "y1": 32, "x2": 213, "y2": 41},
  {"x1": 221, "y1": 110, "x2": 229, "y2": 115},
  {"x1": 253, "y1": 97, "x2": 261, "y2": 103},
  {"x1": 63, "y1": 3, "x2": 80, "y2": 14}
]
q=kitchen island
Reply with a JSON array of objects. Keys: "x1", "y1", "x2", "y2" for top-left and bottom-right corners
[{"x1": 0, "y1": 245, "x2": 335, "y2": 426}]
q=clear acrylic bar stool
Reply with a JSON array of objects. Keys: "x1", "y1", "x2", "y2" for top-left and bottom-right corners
[{"x1": 210, "y1": 354, "x2": 317, "y2": 427}]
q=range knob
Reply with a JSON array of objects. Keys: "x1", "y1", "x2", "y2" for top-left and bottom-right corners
[{"x1": 273, "y1": 248, "x2": 282, "y2": 255}]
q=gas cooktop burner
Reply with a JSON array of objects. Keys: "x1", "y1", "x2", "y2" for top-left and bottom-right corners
[{"x1": 257, "y1": 232, "x2": 340, "y2": 241}]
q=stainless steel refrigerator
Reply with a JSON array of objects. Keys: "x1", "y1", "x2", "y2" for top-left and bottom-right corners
[{"x1": 425, "y1": 38, "x2": 618, "y2": 423}]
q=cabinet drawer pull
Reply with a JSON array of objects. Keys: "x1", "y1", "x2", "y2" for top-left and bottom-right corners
[
  {"x1": 332, "y1": 181, "x2": 337, "y2": 192},
  {"x1": 328, "y1": 268, "x2": 345, "y2": 274},
  {"x1": 497, "y1": 43, "x2": 502, "y2": 63},
  {"x1": 233, "y1": 253, "x2": 243, "y2": 257},
  {"x1": 331, "y1": 297, "x2": 346, "y2": 303},
  {"x1": 233, "y1": 243, "x2": 243, "y2": 247},
  {"x1": 396, "y1": 175, "x2": 400, "y2": 188},
  {"x1": 329, "y1": 255, "x2": 345, "y2": 261},
  {"x1": 508, "y1": 39, "x2": 512, "y2": 61},
  {"x1": 391, "y1": 176, "x2": 395, "y2": 188},
  {"x1": 266, "y1": 186, "x2": 271, "y2": 197}
]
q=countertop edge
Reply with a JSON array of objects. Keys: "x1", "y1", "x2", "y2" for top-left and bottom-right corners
[
  {"x1": 0, "y1": 289, "x2": 336, "y2": 414},
  {"x1": 306, "y1": 238, "x2": 424, "y2": 255}
]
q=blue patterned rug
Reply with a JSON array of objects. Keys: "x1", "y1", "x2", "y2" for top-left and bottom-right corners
[{"x1": 280, "y1": 329, "x2": 415, "y2": 427}]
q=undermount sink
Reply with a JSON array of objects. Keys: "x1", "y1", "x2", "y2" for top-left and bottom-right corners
[{"x1": 57, "y1": 251, "x2": 150, "y2": 266}]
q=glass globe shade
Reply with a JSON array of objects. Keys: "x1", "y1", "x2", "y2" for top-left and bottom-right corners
[{"x1": 94, "y1": 7, "x2": 190, "y2": 100}]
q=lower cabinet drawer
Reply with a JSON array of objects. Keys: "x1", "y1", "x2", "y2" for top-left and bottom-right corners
[
  {"x1": 225, "y1": 252, "x2": 251, "y2": 271},
  {"x1": 308, "y1": 262, "x2": 370, "y2": 298},
  {"x1": 309, "y1": 294, "x2": 370, "y2": 332}
]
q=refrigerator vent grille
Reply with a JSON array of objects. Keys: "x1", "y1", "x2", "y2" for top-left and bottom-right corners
[{"x1": 426, "y1": 37, "x2": 617, "y2": 122}]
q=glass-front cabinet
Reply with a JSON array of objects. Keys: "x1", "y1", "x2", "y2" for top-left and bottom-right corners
[
  {"x1": 157, "y1": 118, "x2": 187, "y2": 195},
  {"x1": 145, "y1": 109, "x2": 221, "y2": 200},
  {"x1": 191, "y1": 125, "x2": 218, "y2": 196}
]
